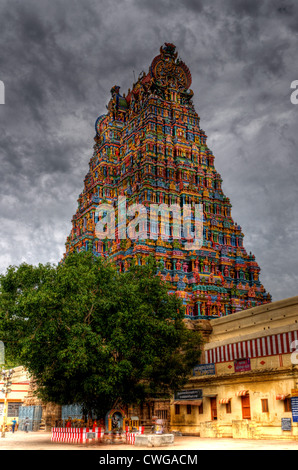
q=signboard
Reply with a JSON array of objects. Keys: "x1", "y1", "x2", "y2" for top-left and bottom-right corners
[
  {"x1": 86, "y1": 432, "x2": 96, "y2": 439},
  {"x1": 193, "y1": 363, "x2": 215, "y2": 376},
  {"x1": 291, "y1": 396, "x2": 298, "y2": 423},
  {"x1": 174, "y1": 389, "x2": 203, "y2": 401},
  {"x1": 234, "y1": 358, "x2": 251, "y2": 372},
  {"x1": 291, "y1": 389, "x2": 298, "y2": 397},
  {"x1": 281, "y1": 418, "x2": 292, "y2": 431}
]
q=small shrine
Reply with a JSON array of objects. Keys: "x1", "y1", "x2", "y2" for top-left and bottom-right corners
[{"x1": 105, "y1": 408, "x2": 126, "y2": 433}]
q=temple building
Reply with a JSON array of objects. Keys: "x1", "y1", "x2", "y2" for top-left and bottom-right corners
[
  {"x1": 64, "y1": 43, "x2": 271, "y2": 318},
  {"x1": 14, "y1": 45, "x2": 297, "y2": 442},
  {"x1": 171, "y1": 295, "x2": 298, "y2": 440}
]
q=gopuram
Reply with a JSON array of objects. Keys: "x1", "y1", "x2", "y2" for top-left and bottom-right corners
[{"x1": 64, "y1": 43, "x2": 271, "y2": 319}]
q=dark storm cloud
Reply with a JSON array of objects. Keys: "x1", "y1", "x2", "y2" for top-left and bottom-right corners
[
  {"x1": 0, "y1": 0, "x2": 297, "y2": 301},
  {"x1": 135, "y1": 0, "x2": 204, "y2": 14}
]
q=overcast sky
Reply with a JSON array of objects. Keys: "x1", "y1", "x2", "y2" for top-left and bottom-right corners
[{"x1": 0, "y1": 0, "x2": 297, "y2": 302}]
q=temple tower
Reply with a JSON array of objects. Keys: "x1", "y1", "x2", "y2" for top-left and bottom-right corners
[{"x1": 64, "y1": 43, "x2": 271, "y2": 318}]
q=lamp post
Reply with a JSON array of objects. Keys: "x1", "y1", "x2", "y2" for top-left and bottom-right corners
[{"x1": 1, "y1": 369, "x2": 14, "y2": 438}]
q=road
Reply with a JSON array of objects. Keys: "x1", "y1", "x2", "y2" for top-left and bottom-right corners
[{"x1": 0, "y1": 431, "x2": 297, "y2": 450}]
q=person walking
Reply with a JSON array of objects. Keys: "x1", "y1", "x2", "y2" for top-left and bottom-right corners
[
  {"x1": 11, "y1": 418, "x2": 17, "y2": 433},
  {"x1": 24, "y1": 417, "x2": 29, "y2": 433}
]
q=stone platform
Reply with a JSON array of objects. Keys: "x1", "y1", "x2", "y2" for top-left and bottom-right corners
[{"x1": 134, "y1": 434, "x2": 174, "y2": 447}]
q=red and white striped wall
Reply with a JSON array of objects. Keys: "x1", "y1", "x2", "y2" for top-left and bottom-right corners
[
  {"x1": 51, "y1": 426, "x2": 145, "y2": 445},
  {"x1": 126, "y1": 427, "x2": 144, "y2": 445},
  {"x1": 51, "y1": 427, "x2": 104, "y2": 444},
  {"x1": 205, "y1": 330, "x2": 298, "y2": 364}
]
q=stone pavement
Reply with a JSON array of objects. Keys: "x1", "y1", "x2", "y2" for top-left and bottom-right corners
[{"x1": 0, "y1": 431, "x2": 297, "y2": 450}]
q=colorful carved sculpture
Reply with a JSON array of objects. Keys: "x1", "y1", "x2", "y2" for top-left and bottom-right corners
[{"x1": 64, "y1": 44, "x2": 271, "y2": 318}]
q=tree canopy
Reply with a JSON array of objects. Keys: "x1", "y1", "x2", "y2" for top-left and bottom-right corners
[{"x1": 0, "y1": 252, "x2": 202, "y2": 416}]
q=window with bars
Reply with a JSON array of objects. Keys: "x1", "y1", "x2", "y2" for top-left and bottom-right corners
[
  {"x1": 8, "y1": 402, "x2": 22, "y2": 417},
  {"x1": 156, "y1": 410, "x2": 168, "y2": 420}
]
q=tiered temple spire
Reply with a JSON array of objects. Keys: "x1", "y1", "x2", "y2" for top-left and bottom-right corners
[{"x1": 64, "y1": 43, "x2": 271, "y2": 318}]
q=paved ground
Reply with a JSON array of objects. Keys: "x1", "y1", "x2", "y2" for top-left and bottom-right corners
[{"x1": 0, "y1": 431, "x2": 297, "y2": 450}]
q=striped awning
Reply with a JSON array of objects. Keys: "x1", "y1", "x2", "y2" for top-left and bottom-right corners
[
  {"x1": 172, "y1": 400, "x2": 203, "y2": 406},
  {"x1": 276, "y1": 394, "x2": 290, "y2": 400},
  {"x1": 236, "y1": 390, "x2": 249, "y2": 397},
  {"x1": 219, "y1": 398, "x2": 231, "y2": 404},
  {"x1": 205, "y1": 330, "x2": 298, "y2": 365}
]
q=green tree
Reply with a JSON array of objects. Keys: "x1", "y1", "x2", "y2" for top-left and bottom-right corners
[{"x1": 0, "y1": 252, "x2": 202, "y2": 416}]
